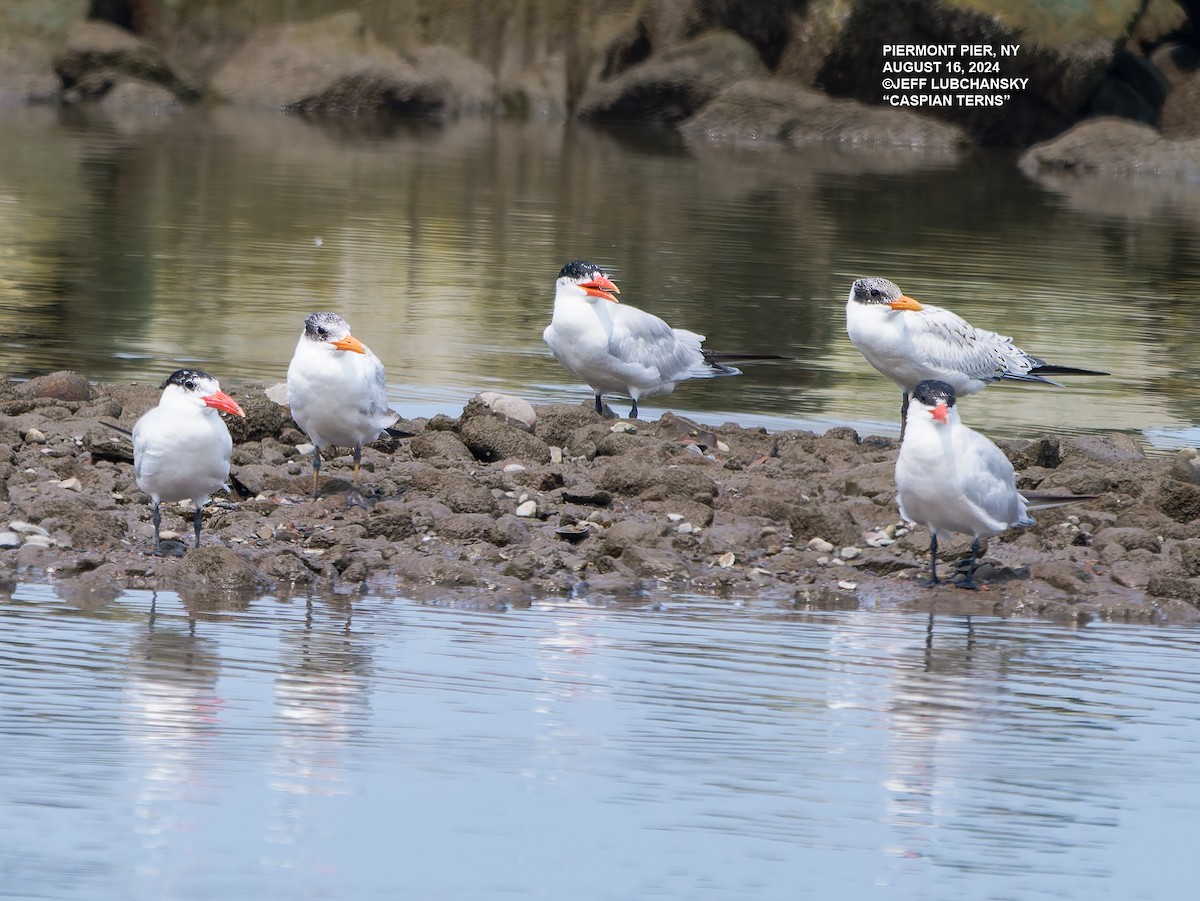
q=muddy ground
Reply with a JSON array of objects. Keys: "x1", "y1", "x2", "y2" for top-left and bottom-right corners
[{"x1": 4, "y1": 371, "x2": 1200, "y2": 624}]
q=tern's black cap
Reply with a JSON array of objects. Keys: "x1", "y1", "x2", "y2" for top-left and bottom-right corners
[
  {"x1": 161, "y1": 369, "x2": 214, "y2": 391},
  {"x1": 559, "y1": 260, "x2": 606, "y2": 280},
  {"x1": 913, "y1": 379, "x2": 957, "y2": 407}
]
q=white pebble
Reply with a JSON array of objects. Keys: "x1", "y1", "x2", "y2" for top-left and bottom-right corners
[
  {"x1": 296, "y1": 443, "x2": 315, "y2": 455},
  {"x1": 667, "y1": 513, "x2": 684, "y2": 522},
  {"x1": 23, "y1": 534, "x2": 55, "y2": 548},
  {"x1": 0, "y1": 532, "x2": 20, "y2": 549},
  {"x1": 23, "y1": 428, "x2": 46, "y2": 444},
  {"x1": 808, "y1": 537, "x2": 834, "y2": 554},
  {"x1": 55, "y1": 477, "x2": 83, "y2": 492},
  {"x1": 837, "y1": 580, "x2": 858, "y2": 591},
  {"x1": 840, "y1": 546, "x2": 861, "y2": 560},
  {"x1": 716, "y1": 440, "x2": 730, "y2": 453},
  {"x1": 503, "y1": 463, "x2": 527, "y2": 473},
  {"x1": 610, "y1": 422, "x2": 637, "y2": 434},
  {"x1": 549, "y1": 446, "x2": 564, "y2": 464},
  {"x1": 676, "y1": 523, "x2": 694, "y2": 534},
  {"x1": 515, "y1": 500, "x2": 537, "y2": 517},
  {"x1": 8, "y1": 521, "x2": 49, "y2": 537},
  {"x1": 816, "y1": 556, "x2": 829, "y2": 565},
  {"x1": 717, "y1": 552, "x2": 736, "y2": 568}
]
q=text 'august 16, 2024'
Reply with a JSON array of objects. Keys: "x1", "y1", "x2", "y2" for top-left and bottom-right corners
[{"x1": 879, "y1": 43, "x2": 1029, "y2": 109}]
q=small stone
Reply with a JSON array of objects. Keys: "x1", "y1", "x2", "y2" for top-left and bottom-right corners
[
  {"x1": 159, "y1": 529, "x2": 180, "y2": 541},
  {"x1": 717, "y1": 552, "x2": 736, "y2": 568},
  {"x1": 611, "y1": 422, "x2": 637, "y2": 434},
  {"x1": 837, "y1": 580, "x2": 858, "y2": 590},
  {"x1": 666, "y1": 513, "x2": 684, "y2": 522},
  {"x1": 8, "y1": 521, "x2": 49, "y2": 537},
  {"x1": 0, "y1": 532, "x2": 20, "y2": 549},
  {"x1": 515, "y1": 500, "x2": 538, "y2": 517},
  {"x1": 296, "y1": 443, "x2": 315, "y2": 456},
  {"x1": 23, "y1": 534, "x2": 54, "y2": 548},
  {"x1": 23, "y1": 428, "x2": 47, "y2": 444},
  {"x1": 55, "y1": 477, "x2": 83, "y2": 492},
  {"x1": 503, "y1": 463, "x2": 527, "y2": 473},
  {"x1": 518, "y1": 492, "x2": 529, "y2": 503},
  {"x1": 816, "y1": 556, "x2": 829, "y2": 565},
  {"x1": 895, "y1": 527, "x2": 910, "y2": 538},
  {"x1": 256, "y1": 526, "x2": 274, "y2": 540},
  {"x1": 808, "y1": 537, "x2": 834, "y2": 554},
  {"x1": 716, "y1": 440, "x2": 730, "y2": 453},
  {"x1": 549, "y1": 446, "x2": 564, "y2": 464},
  {"x1": 676, "y1": 523, "x2": 695, "y2": 534},
  {"x1": 840, "y1": 546, "x2": 861, "y2": 560}
]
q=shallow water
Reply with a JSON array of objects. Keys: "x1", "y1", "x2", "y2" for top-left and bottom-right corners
[
  {"x1": 1, "y1": 582, "x2": 1197, "y2": 899},
  {"x1": 3, "y1": 105, "x2": 1200, "y2": 442}
]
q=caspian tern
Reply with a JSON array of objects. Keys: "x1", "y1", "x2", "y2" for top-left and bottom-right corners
[
  {"x1": 895, "y1": 379, "x2": 1096, "y2": 587},
  {"x1": 132, "y1": 369, "x2": 246, "y2": 554},
  {"x1": 543, "y1": 260, "x2": 778, "y2": 419},
  {"x1": 846, "y1": 277, "x2": 1106, "y2": 431},
  {"x1": 286, "y1": 312, "x2": 399, "y2": 496}
]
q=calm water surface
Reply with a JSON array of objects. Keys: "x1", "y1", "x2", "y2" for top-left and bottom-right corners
[
  {"x1": 1, "y1": 583, "x2": 1197, "y2": 899},
  {"x1": 3, "y1": 105, "x2": 1200, "y2": 441}
]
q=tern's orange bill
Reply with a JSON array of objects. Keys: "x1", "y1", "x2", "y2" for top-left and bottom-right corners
[
  {"x1": 888, "y1": 294, "x2": 924, "y2": 312},
  {"x1": 931, "y1": 401, "x2": 949, "y2": 424},
  {"x1": 332, "y1": 334, "x2": 368, "y2": 354},
  {"x1": 204, "y1": 390, "x2": 246, "y2": 418},
  {"x1": 583, "y1": 276, "x2": 621, "y2": 304}
]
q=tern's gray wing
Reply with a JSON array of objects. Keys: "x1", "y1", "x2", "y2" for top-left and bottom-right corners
[
  {"x1": 909, "y1": 305, "x2": 1040, "y2": 384},
  {"x1": 608, "y1": 305, "x2": 706, "y2": 382}
]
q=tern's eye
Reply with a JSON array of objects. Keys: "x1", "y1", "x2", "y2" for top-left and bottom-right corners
[
  {"x1": 870, "y1": 288, "x2": 881, "y2": 298},
  {"x1": 316, "y1": 328, "x2": 328, "y2": 339},
  {"x1": 184, "y1": 379, "x2": 196, "y2": 391}
]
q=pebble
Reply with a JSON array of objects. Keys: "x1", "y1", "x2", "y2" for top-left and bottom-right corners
[
  {"x1": 256, "y1": 526, "x2": 274, "y2": 540},
  {"x1": 515, "y1": 500, "x2": 538, "y2": 517},
  {"x1": 55, "y1": 477, "x2": 83, "y2": 492},
  {"x1": 23, "y1": 428, "x2": 46, "y2": 444},
  {"x1": 610, "y1": 422, "x2": 637, "y2": 434},
  {"x1": 23, "y1": 534, "x2": 55, "y2": 548},
  {"x1": 549, "y1": 446, "x2": 564, "y2": 464},
  {"x1": 716, "y1": 440, "x2": 730, "y2": 453},
  {"x1": 840, "y1": 546, "x2": 861, "y2": 560},
  {"x1": 503, "y1": 463, "x2": 527, "y2": 473},
  {"x1": 717, "y1": 552, "x2": 736, "y2": 568},
  {"x1": 0, "y1": 532, "x2": 20, "y2": 549},
  {"x1": 296, "y1": 443, "x2": 315, "y2": 456},
  {"x1": 676, "y1": 523, "x2": 694, "y2": 534},
  {"x1": 808, "y1": 537, "x2": 834, "y2": 554},
  {"x1": 666, "y1": 513, "x2": 684, "y2": 522},
  {"x1": 8, "y1": 521, "x2": 49, "y2": 537},
  {"x1": 837, "y1": 580, "x2": 858, "y2": 591}
]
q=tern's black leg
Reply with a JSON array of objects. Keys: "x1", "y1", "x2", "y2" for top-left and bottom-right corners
[
  {"x1": 311, "y1": 445, "x2": 322, "y2": 498},
  {"x1": 900, "y1": 391, "x2": 910, "y2": 439},
  {"x1": 928, "y1": 532, "x2": 940, "y2": 585},
  {"x1": 629, "y1": 398, "x2": 639, "y2": 419},
  {"x1": 152, "y1": 499, "x2": 163, "y2": 556},
  {"x1": 594, "y1": 394, "x2": 603, "y2": 415},
  {"x1": 353, "y1": 443, "x2": 362, "y2": 487},
  {"x1": 959, "y1": 537, "x2": 982, "y2": 590},
  {"x1": 193, "y1": 504, "x2": 203, "y2": 548}
]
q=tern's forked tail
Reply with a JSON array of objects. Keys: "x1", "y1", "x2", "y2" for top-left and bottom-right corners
[{"x1": 1018, "y1": 491, "x2": 1101, "y2": 510}]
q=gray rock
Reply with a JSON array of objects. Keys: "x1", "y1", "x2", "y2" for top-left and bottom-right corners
[
  {"x1": 578, "y1": 30, "x2": 767, "y2": 124},
  {"x1": 465, "y1": 392, "x2": 537, "y2": 433},
  {"x1": 1020, "y1": 118, "x2": 1200, "y2": 181}
]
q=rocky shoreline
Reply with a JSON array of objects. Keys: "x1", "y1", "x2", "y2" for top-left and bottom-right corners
[{"x1": 4, "y1": 371, "x2": 1200, "y2": 624}]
